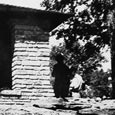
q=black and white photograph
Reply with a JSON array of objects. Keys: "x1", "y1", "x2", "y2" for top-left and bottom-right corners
[{"x1": 0, "y1": 0, "x2": 114, "y2": 114}]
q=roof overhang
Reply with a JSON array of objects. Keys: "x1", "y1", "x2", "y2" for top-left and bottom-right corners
[{"x1": 0, "y1": 4, "x2": 73, "y2": 31}]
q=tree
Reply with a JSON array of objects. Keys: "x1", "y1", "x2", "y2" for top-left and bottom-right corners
[
  {"x1": 41, "y1": 0, "x2": 115, "y2": 97},
  {"x1": 110, "y1": 0, "x2": 115, "y2": 98}
]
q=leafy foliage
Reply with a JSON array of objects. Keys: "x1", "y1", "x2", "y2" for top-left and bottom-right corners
[
  {"x1": 43, "y1": 0, "x2": 113, "y2": 76},
  {"x1": 42, "y1": 0, "x2": 113, "y2": 92},
  {"x1": 50, "y1": 42, "x2": 105, "y2": 76},
  {"x1": 84, "y1": 69, "x2": 112, "y2": 97}
]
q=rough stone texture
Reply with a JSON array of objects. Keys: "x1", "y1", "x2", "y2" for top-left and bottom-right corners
[
  {"x1": 0, "y1": 105, "x2": 77, "y2": 115},
  {"x1": 0, "y1": 97, "x2": 114, "y2": 115},
  {"x1": 33, "y1": 97, "x2": 115, "y2": 115},
  {"x1": 12, "y1": 24, "x2": 54, "y2": 98}
]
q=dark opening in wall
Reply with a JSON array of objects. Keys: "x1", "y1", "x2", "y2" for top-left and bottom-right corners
[{"x1": 0, "y1": 17, "x2": 12, "y2": 89}]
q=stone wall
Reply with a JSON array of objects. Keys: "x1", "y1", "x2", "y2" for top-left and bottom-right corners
[{"x1": 12, "y1": 24, "x2": 54, "y2": 100}]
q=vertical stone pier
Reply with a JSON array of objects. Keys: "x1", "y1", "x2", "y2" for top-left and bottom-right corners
[{"x1": 12, "y1": 25, "x2": 54, "y2": 100}]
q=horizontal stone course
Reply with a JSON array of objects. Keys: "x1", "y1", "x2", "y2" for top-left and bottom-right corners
[
  {"x1": 13, "y1": 84, "x2": 52, "y2": 89},
  {"x1": 21, "y1": 93, "x2": 54, "y2": 98},
  {"x1": 12, "y1": 66, "x2": 49, "y2": 72},
  {"x1": 14, "y1": 42, "x2": 49, "y2": 48},
  {"x1": 12, "y1": 60, "x2": 49, "y2": 67},
  {"x1": 12, "y1": 72, "x2": 50, "y2": 77},
  {"x1": 13, "y1": 56, "x2": 49, "y2": 62},
  {"x1": 12, "y1": 79, "x2": 50, "y2": 85},
  {"x1": 12, "y1": 75, "x2": 50, "y2": 81},
  {"x1": 14, "y1": 47, "x2": 50, "y2": 52},
  {"x1": 0, "y1": 98, "x2": 30, "y2": 103},
  {"x1": 21, "y1": 89, "x2": 53, "y2": 94},
  {"x1": 12, "y1": 69, "x2": 50, "y2": 75},
  {"x1": 13, "y1": 51, "x2": 49, "y2": 57}
]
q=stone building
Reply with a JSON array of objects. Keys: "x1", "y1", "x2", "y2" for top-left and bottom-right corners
[{"x1": 0, "y1": 4, "x2": 72, "y2": 100}]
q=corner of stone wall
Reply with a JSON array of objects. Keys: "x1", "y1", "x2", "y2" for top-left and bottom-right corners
[{"x1": 12, "y1": 24, "x2": 54, "y2": 100}]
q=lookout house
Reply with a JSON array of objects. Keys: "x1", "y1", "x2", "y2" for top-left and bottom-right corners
[{"x1": 0, "y1": 4, "x2": 72, "y2": 99}]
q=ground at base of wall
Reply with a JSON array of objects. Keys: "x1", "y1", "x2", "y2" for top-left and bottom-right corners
[{"x1": 0, "y1": 97, "x2": 115, "y2": 115}]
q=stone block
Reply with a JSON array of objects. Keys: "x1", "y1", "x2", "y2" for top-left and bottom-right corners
[
  {"x1": 12, "y1": 60, "x2": 22, "y2": 67},
  {"x1": 14, "y1": 41, "x2": 49, "y2": 48},
  {"x1": 40, "y1": 71, "x2": 50, "y2": 76},
  {"x1": 37, "y1": 93, "x2": 55, "y2": 97},
  {"x1": 12, "y1": 56, "x2": 27, "y2": 62},
  {"x1": 32, "y1": 85, "x2": 53, "y2": 89},
  {"x1": 14, "y1": 42, "x2": 29, "y2": 48},
  {"x1": 18, "y1": 56, "x2": 49, "y2": 61},
  {"x1": 14, "y1": 47, "x2": 38, "y2": 52},
  {"x1": 12, "y1": 60, "x2": 41, "y2": 68},
  {"x1": 12, "y1": 65, "x2": 43, "y2": 72},
  {"x1": 12, "y1": 69, "x2": 40, "y2": 76},
  {"x1": 12, "y1": 75, "x2": 31, "y2": 80}
]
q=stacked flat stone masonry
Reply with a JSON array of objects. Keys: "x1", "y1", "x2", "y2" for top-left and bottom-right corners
[{"x1": 12, "y1": 25, "x2": 54, "y2": 100}]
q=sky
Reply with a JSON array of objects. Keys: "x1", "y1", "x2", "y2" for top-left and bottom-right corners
[
  {"x1": 0, "y1": 0, "x2": 111, "y2": 72},
  {"x1": 0, "y1": 0, "x2": 44, "y2": 10}
]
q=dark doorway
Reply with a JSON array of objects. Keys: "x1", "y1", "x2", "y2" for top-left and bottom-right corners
[{"x1": 0, "y1": 18, "x2": 12, "y2": 89}]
